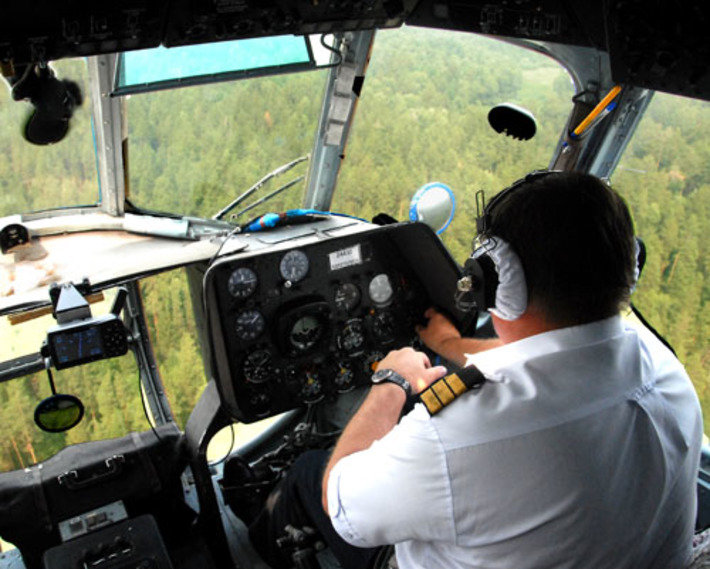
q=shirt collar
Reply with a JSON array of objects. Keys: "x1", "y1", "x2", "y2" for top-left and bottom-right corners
[{"x1": 465, "y1": 315, "x2": 626, "y2": 379}]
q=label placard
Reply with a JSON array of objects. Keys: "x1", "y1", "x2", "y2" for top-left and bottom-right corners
[{"x1": 329, "y1": 244, "x2": 362, "y2": 271}]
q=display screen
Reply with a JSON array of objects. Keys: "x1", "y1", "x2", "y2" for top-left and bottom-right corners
[
  {"x1": 329, "y1": 244, "x2": 362, "y2": 271},
  {"x1": 51, "y1": 327, "x2": 105, "y2": 366}
]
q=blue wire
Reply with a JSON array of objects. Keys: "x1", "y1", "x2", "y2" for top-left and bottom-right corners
[{"x1": 242, "y1": 209, "x2": 368, "y2": 233}]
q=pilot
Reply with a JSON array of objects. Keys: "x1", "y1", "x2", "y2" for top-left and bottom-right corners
[{"x1": 250, "y1": 170, "x2": 703, "y2": 569}]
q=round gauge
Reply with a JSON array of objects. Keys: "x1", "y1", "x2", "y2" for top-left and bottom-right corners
[
  {"x1": 337, "y1": 319, "x2": 365, "y2": 353},
  {"x1": 279, "y1": 250, "x2": 309, "y2": 283},
  {"x1": 372, "y1": 310, "x2": 396, "y2": 341},
  {"x1": 334, "y1": 282, "x2": 361, "y2": 313},
  {"x1": 228, "y1": 267, "x2": 258, "y2": 299},
  {"x1": 245, "y1": 385, "x2": 271, "y2": 417},
  {"x1": 235, "y1": 309, "x2": 266, "y2": 341},
  {"x1": 368, "y1": 273, "x2": 394, "y2": 305},
  {"x1": 364, "y1": 351, "x2": 385, "y2": 375},
  {"x1": 301, "y1": 370, "x2": 324, "y2": 403},
  {"x1": 335, "y1": 361, "x2": 356, "y2": 393},
  {"x1": 289, "y1": 314, "x2": 323, "y2": 353},
  {"x1": 243, "y1": 349, "x2": 274, "y2": 384}
]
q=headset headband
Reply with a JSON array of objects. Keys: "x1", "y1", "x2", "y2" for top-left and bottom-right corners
[{"x1": 476, "y1": 170, "x2": 562, "y2": 236}]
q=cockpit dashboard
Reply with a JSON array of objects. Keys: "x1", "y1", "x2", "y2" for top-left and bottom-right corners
[{"x1": 204, "y1": 218, "x2": 471, "y2": 423}]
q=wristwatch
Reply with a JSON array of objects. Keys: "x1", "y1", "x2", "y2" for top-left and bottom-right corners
[{"x1": 371, "y1": 368, "x2": 412, "y2": 397}]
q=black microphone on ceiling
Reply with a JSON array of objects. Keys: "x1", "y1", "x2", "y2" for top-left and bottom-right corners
[{"x1": 9, "y1": 63, "x2": 83, "y2": 145}]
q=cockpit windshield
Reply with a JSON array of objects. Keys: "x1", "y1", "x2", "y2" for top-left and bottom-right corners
[
  {"x1": 124, "y1": 66, "x2": 325, "y2": 218},
  {"x1": 124, "y1": 26, "x2": 574, "y2": 226}
]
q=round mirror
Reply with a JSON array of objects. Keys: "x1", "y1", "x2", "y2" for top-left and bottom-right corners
[
  {"x1": 409, "y1": 182, "x2": 455, "y2": 234},
  {"x1": 34, "y1": 394, "x2": 85, "y2": 433}
]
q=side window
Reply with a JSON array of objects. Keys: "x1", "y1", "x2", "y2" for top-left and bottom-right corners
[
  {"x1": 141, "y1": 269, "x2": 283, "y2": 461},
  {"x1": 612, "y1": 93, "x2": 710, "y2": 418},
  {"x1": 140, "y1": 270, "x2": 206, "y2": 428},
  {"x1": 0, "y1": 290, "x2": 143, "y2": 472}
]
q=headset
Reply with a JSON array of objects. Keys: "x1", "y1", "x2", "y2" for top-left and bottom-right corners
[{"x1": 455, "y1": 170, "x2": 557, "y2": 320}]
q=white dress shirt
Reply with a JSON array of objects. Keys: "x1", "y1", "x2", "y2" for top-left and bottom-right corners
[{"x1": 327, "y1": 316, "x2": 703, "y2": 568}]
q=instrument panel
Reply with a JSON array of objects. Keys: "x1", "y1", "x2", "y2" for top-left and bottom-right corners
[{"x1": 205, "y1": 221, "x2": 469, "y2": 423}]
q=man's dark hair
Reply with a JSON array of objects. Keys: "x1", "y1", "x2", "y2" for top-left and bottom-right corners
[{"x1": 488, "y1": 171, "x2": 636, "y2": 326}]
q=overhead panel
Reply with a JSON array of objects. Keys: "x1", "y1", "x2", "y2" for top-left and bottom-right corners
[
  {"x1": 0, "y1": 0, "x2": 417, "y2": 66},
  {"x1": 605, "y1": 1, "x2": 710, "y2": 100}
]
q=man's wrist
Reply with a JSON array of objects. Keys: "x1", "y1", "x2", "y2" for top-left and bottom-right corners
[
  {"x1": 434, "y1": 337, "x2": 466, "y2": 366},
  {"x1": 370, "y1": 381, "x2": 408, "y2": 405}
]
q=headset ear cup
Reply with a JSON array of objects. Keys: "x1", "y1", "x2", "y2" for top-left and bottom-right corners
[{"x1": 462, "y1": 254, "x2": 499, "y2": 312}]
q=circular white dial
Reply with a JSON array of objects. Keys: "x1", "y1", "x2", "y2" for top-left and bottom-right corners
[
  {"x1": 368, "y1": 273, "x2": 394, "y2": 305},
  {"x1": 279, "y1": 250, "x2": 309, "y2": 283}
]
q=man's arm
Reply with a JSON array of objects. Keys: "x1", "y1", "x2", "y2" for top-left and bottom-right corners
[
  {"x1": 321, "y1": 348, "x2": 446, "y2": 514},
  {"x1": 416, "y1": 307, "x2": 502, "y2": 367}
]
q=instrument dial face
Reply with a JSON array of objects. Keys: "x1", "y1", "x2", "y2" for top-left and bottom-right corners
[
  {"x1": 335, "y1": 361, "x2": 356, "y2": 393},
  {"x1": 289, "y1": 314, "x2": 323, "y2": 353},
  {"x1": 334, "y1": 282, "x2": 361, "y2": 313},
  {"x1": 337, "y1": 319, "x2": 365, "y2": 353},
  {"x1": 243, "y1": 349, "x2": 274, "y2": 384},
  {"x1": 301, "y1": 370, "x2": 324, "y2": 403},
  {"x1": 245, "y1": 385, "x2": 271, "y2": 417},
  {"x1": 279, "y1": 250, "x2": 309, "y2": 283},
  {"x1": 228, "y1": 267, "x2": 258, "y2": 299},
  {"x1": 368, "y1": 273, "x2": 394, "y2": 305},
  {"x1": 372, "y1": 310, "x2": 396, "y2": 341},
  {"x1": 235, "y1": 309, "x2": 266, "y2": 341},
  {"x1": 364, "y1": 351, "x2": 385, "y2": 375}
]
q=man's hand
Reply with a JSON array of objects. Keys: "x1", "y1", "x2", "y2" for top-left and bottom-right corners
[
  {"x1": 375, "y1": 347, "x2": 447, "y2": 394},
  {"x1": 416, "y1": 307, "x2": 503, "y2": 366},
  {"x1": 416, "y1": 307, "x2": 462, "y2": 355}
]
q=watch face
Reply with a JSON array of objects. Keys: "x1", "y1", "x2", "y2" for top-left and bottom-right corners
[
  {"x1": 371, "y1": 368, "x2": 411, "y2": 396},
  {"x1": 372, "y1": 368, "x2": 392, "y2": 383}
]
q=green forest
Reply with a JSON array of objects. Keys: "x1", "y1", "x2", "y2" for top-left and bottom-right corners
[{"x1": 0, "y1": 26, "x2": 708, "y2": 472}]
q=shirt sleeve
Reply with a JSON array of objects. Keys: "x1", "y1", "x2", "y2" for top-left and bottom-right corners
[{"x1": 327, "y1": 404, "x2": 456, "y2": 547}]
